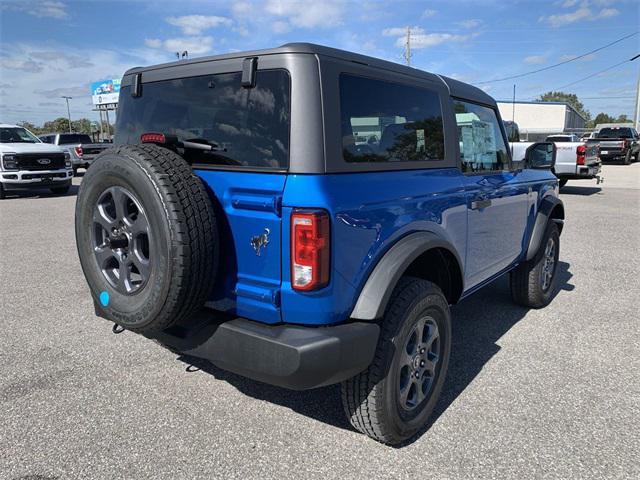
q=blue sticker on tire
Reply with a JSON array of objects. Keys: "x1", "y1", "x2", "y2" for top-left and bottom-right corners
[{"x1": 99, "y1": 291, "x2": 110, "y2": 307}]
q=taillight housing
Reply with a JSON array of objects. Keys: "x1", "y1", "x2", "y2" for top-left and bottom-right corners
[
  {"x1": 74, "y1": 146, "x2": 83, "y2": 157},
  {"x1": 140, "y1": 132, "x2": 166, "y2": 143},
  {"x1": 291, "y1": 210, "x2": 330, "y2": 291},
  {"x1": 576, "y1": 145, "x2": 586, "y2": 165}
]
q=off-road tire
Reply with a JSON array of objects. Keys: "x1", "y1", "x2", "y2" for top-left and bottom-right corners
[
  {"x1": 75, "y1": 144, "x2": 219, "y2": 333},
  {"x1": 510, "y1": 221, "x2": 560, "y2": 308},
  {"x1": 50, "y1": 185, "x2": 70, "y2": 195},
  {"x1": 623, "y1": 151, "x2": 631, "y2": 165},
  {"x1": 341, "y1": 277, "x2": 451, "y2": 445}
]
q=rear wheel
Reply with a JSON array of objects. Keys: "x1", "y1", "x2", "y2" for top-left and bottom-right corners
[
  {"x1": 510, "y1": 222, "x2": 560, "y2": 308},
  {"x1": 75, "y1": 144, "x2": 219, "y2": 333},
  {"x1": 341, "y1": 277, "x2": 451, "y2": 445}
]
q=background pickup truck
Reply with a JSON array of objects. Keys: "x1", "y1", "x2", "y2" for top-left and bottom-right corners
[
  {"x1": 586, "y1": 127, "x2": 640, "y2": 165},
  {"x1": 39, "y1": 133, "x2": 110, "y2": 173},
  {"x1": 509, "y1": 130, "x2": 600, "y2": 188}
]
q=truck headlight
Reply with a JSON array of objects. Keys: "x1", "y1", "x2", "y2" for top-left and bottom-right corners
[
  {"x1": 64, "y1": 151, "x2": 72, "y2": 168},
  {"x1": 2, "y1": 153, "x2": 18, "y2": 171}
]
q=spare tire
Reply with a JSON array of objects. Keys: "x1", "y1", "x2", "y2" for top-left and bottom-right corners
[{"x1": 75, "y1": 144, "x2": 219, "y2": 333}]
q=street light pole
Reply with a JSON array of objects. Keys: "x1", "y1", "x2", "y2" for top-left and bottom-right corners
[{"x1": 61, "y1": 96, "x2": 72, "y2": 133}]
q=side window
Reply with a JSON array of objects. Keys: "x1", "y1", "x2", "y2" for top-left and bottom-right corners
[
  {"x1": 40, "y1": 135, "x2": 51, "y2": 143},
  {"x1": 453, "y1": 100, "x2": 510, "y2": 173},
  {"x1": 339, "y1": 74, "x2": 445, "y2": 163}
]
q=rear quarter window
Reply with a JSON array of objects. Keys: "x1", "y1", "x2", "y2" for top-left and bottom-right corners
[
  {"x1": 339, "y1": 74, "x2": 445, "y2": 163},
  {"x1": 116, "y1": 70, "x2": 291, "y2": 170}
]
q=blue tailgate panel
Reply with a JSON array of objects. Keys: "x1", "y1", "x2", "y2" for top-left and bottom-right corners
[{"x1": 195, "y1": 170, "x2": 286, "y2": 324}]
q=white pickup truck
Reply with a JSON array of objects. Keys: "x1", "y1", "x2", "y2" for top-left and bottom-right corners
[
  {"x1": 0, "y1": 124, "x2": 73, "y2": 199},
  {"x1": 510, "y1": 131, "x2": 601, "y2": 188}
]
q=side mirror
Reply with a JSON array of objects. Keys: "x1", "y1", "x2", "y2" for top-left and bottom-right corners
[{"x1": 525, "y1": 142, "x2": 556, "y2": 169}]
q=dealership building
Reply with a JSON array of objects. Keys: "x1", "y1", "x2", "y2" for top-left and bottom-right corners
[{"x1": 497, "y1": 101, "x2": 587, "y2": 141}]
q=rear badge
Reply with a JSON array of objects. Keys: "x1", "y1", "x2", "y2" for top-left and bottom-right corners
[{"x1": 250, "y1": 228, "x2": 270, "y2": 256}]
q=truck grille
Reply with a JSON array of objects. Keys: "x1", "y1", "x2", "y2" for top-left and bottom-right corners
[{"x1": 16, "y1": 152, "x2": 66, "y2": 171}]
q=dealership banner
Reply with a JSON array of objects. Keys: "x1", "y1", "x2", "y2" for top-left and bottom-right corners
[{"x1": 91, "y1": 78, "x2": 121, "y2": 106}]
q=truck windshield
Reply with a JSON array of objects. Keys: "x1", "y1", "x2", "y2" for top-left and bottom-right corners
[
  {"x1": 597, "y1": 128, "x2": 633, "y2": 139},
  {"x1": 116, "y1": 70, "x2": 291, "y2": 169},
  {"x1": 59, "y1": 134, "x2": 93, "y2": 144},
  {"x1": 0, "y1": 127, "x2": 40, "y2": 143}
]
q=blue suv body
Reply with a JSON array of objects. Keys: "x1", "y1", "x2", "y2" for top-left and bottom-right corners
[{"x1": 76, "y1": 44, "x2": 564, "y2": 444}]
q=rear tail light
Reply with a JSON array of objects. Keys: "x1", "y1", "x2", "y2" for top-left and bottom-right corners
[
  {"x1": 140, "y1": 132, "x2": 166, "y2": 143},
  {"x1": 74, "y1": 146, "x2": 83, "y2": 157},
  {"x1": 576, "y1": 145, "x2": 586, "y2": 165},
  {"x1": 291, "y1": 210, "x2": 330, "y2": 291}
]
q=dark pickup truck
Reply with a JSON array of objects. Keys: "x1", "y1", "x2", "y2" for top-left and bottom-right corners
[
  {"x1": 39, "y1": 133, "x2": 110, "y2": 173},
  {"x1": 586, "y1": 127, "x2": 640, "y2": 164}
]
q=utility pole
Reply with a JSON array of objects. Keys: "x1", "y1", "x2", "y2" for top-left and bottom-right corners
[
  {"x1": 403, "y1": 26, "x2": 412, "y2": 66},
  {"x1": 634, "y1": 54, "x2": 640, "y2": 130},
  {"x1": 61, "y1": 96, "x2": 72, "y2": 133}
]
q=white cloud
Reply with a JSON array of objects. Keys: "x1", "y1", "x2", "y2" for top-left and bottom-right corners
[
  {"x1": 524, "y1": 55, "x2": 547, "y2": 64},
  {"x1": 165, "y1": 15, "x2": 232, "y2": 35},
  {"x1": 145, "y1": 36, "x2": 214, "y2": 55},
  {"x1": 541, "y1": 5, "x2": 620, "y2": 27},
  {"x1": 264, "y1": 0, "x2": 344, "y2": 29},
  {"x1": 383, "y1": 26, "x2": 424, "y2": 37},
  {"x1": 29, "y1": 1, "x2": 68, "y2": 19},
  {"x1": 561, "y1": 0, "x2": 578, "y2": 7},
  {"x1": 272, "y1": 21, "x2": 290, "y2": 33},
  {"x1": 422, "y1": 9, "x2": 437, "y2": 18},
  {"x1": 457, "y1": 19, "x2": 482, "y2": 29},
  {"x1": 597, "y1": 8, "x2": 619, "y2": 18},
  {"x1": 559, "y1": 53, "x2": 596, "y2": 61},
  {"x1": 144, "y1": 38, "x2": 162, "y2": 48},
  {"x1": 384, "y1": 27, "x2": 475, "y2": 49},
  {"x1": 0, "y1": 43, "x2": 148, "y2": 124}
]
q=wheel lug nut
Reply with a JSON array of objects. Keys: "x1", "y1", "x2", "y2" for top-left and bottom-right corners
[
  {"x1": 420, "y1": 360, "x2": 425, "y2": 367},
  {"x1": 420, "y1": 348, "x2": 425, "y2": 354}
]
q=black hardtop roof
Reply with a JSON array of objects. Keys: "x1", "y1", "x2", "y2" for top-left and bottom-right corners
[{"x1": 124, "y1": 42, "x2": 494, "y2": 106}]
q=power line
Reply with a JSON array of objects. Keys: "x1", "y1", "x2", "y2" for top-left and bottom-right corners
[
  {"x1": 554, "y1": 54, "x2": 639, "y2": 90},
  {"x1": 476, "y1": 31, "x2": 638, "y2": 84}
]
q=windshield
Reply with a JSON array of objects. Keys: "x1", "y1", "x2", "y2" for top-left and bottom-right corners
[
  {"x1": 597, "y1": 128, "x2": 633, "y2": 139},
  {"x1": 0, "y1": 127, "x2": 41, "y2": 143},
  {"x1": 116, "y1": 70, "x2": 291, "y2": 169},
  {"x1": 59, "y1": 134, "x2": 93, "y2": 144},
  {"x1": 546, "y1": 136, "x2": 572, "y2": 142}
]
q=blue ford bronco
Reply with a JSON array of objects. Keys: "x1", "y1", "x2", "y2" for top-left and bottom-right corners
[{"x1": 75, "y1": 43, "x2": 564, "y2": 444}]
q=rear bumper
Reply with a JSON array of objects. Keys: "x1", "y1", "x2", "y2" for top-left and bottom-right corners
[
  {"x1": 557, "y1": 163, "x2": 601, "y2": 180},
  {"x1": 148, "y1": 315, "x2": 380, "y2": 390}
]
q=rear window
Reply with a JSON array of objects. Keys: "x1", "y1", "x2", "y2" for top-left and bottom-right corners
[
  {"x1": 597, "y1": 128, "x2": 633, "y2": 139},
  {"x1": 59, "y1": 134, "x2": 92, "y2": 144},
  {"x1": 339, "y1": 74, "x2": 445, "y2": 163},
  {"x1": 116, "y1": 70, "x2": 291, "y2": 169}
]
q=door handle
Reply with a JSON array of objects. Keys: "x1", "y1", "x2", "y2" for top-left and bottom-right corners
[{"x1": 471, "y1": 199, "x2": 492, "y2": 210}]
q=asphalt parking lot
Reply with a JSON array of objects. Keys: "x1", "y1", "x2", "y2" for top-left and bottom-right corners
[{"x1": 1, "y1": 164, "x2": 638, "y2": 479}]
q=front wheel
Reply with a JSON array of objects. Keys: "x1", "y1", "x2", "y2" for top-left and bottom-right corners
[
  {"x1": 510, "y1": 222, "x2": 560, "y2": 308},
  {"x1": 623, "y1": 151, "x2": 631, "y2": 165},
  {"x1": 341, "y1": 277, "x2": 451, "y2": 445}
]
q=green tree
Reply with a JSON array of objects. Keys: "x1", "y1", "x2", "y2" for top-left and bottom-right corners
[
  {"x1": 536, "y1": 91, "x2": 590, "y2": 122},
  {"x1": 589, "y1": 112, "x2": 615, "y2": 128},
  {"x1": 42, "y1": 117, "x2": 73, "y2": 133},
  {"x1": 71, "y1": 118, "x2": 93, "y2": 134},
  {"x1": 16, "y1": 121, "x2": 43, "y2": 135}
]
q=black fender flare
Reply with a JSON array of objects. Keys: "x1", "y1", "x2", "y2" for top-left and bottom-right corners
[
  {"x1": 525, "y1": 195, "x2": 564, "y2": 261},
  {"x1": 350, "y1": 232, "x2": 463, "y2": 320}
]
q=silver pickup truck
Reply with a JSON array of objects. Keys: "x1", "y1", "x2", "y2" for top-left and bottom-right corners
[
  {"x1": 511, "y1": 133, "x2": 601, "y2": 188},
  {"x1": 38, "y1": 133, "x2": 110, "y2": 174}
]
